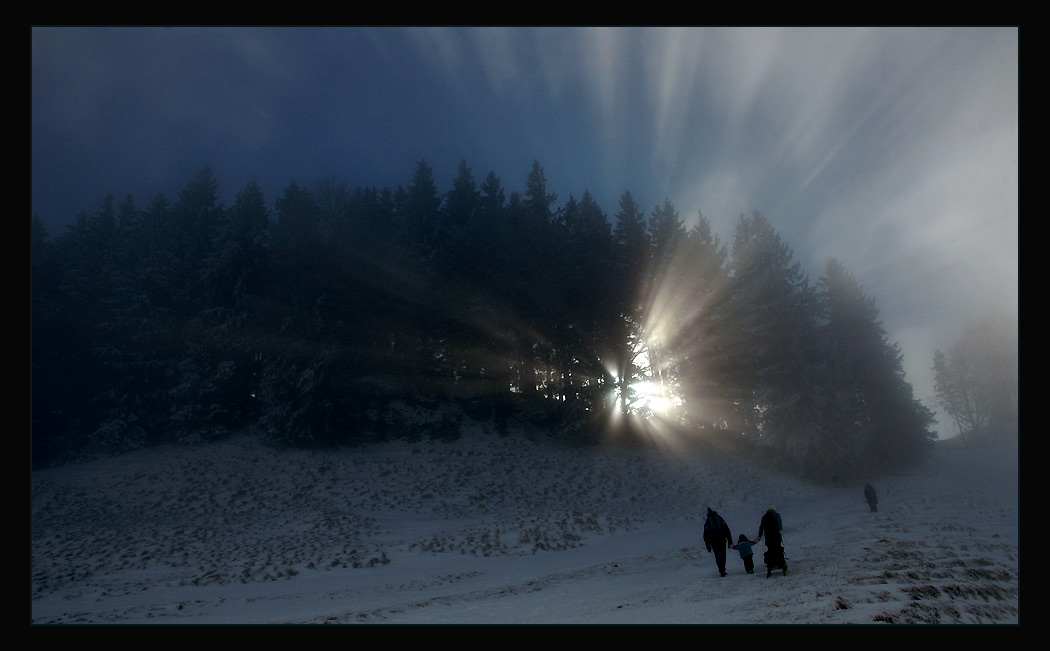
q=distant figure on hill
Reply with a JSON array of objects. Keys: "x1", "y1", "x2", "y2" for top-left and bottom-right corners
[
  {"x1": 864, "y1": 483, "x2": 878, "y2": 512},
  {"x1": 731, "y1": 534, "x2": 758, "y2": 574},
  {"x1": 754, "y1": 506, "x2": 787, "y2": 577},
  {"x1": 703, "y1": 508, "x2": 733, "y2": 577}
]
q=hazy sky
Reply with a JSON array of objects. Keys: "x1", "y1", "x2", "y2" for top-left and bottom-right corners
[{"x1": 31, "y1": 27, "x2": 1018, "y2": 434}]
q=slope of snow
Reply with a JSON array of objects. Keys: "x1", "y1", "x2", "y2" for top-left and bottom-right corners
[{"x1": 30, "y1": 421, "x2": 1018, "y2": 624}]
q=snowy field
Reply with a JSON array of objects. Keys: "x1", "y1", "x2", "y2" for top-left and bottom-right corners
[{"x1": 30, "y1": 421, "x2": 1019, "y2": 625}]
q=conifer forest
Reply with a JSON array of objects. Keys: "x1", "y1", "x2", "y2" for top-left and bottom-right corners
[{"x1": 31, "y1": 160, "x2": 942, "y2": 478}]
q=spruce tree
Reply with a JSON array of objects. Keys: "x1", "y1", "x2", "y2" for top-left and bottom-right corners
[
  {"x1": 817, "y1": 258, "x2": 935, "y2": 477},
  {"x1": 725, "y1": 211, "x2": 816, "y2": 450},
  {"x1": 668, "y1": 211, "x2": 729, "y2": 430},
  {"x1": 439, "y1": 160, "x2": 480, "y2": 274},
  {"x1": 402, "y1": 159, "x2": 442, "y2": 250},
  {"x1": 610, "y1": 190, "x2": 649, "y2": 415}
]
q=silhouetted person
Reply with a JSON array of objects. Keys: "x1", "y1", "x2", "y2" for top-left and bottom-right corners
[
  {"x1": 755, "y1": 506, "x2": 786, "y2": 577},
  {"x1": 864, "y1": 483, "x2": 878, "y2": 512},
  {"x1": 703, "y1": 508, "x2": 733, "y2": 577},
  {"x1": 732, "y1": 533, "x2": 758, "y2": 574}
]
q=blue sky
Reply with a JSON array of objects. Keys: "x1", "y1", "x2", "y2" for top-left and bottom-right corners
[{"x1": 31, "y1": 27, "x2": 1018, "y2": 433}]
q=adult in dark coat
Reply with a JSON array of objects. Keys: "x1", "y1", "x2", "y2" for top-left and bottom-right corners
[
  {"x1": 864, "y1": 483, "x2": 878, "y2": 512},
  {"x1": 703, "y1": 508, "x2": 733, "y2": 577},
  {"x1": 755, "y1": 506, "x2": 786, "y2": 577}
]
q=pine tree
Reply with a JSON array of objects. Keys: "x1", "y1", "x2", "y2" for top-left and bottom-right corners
[
  {"x1": 648, "y1": 198, "x2": 686, "y2": 278},
  {"x1": 523, "y1": 160, "x2": 558, "y2": 227},
  {"x1": 439, "y1": 160, "x2": 480, "y2": 273},
  {"x1": 171, "y1": 168, "x2": 224, "y2": 313},
  {"x1": 668, "y1": 211, "x2": 730, "y2": 430},
  {"x1": 609, "y1": 190, "x2": 649, "y2": 415},
  {"x1": 402, "y1": 159, "x2": 443, "y2": 250},
  {"x1": 174, "y1": 167, "x2": 222, "y2": 259},
  {"x1": 204, "y1": 180, "x2": 270, "y2": 305},
  {"x1": 642, "y1": 198, "x2": 688, "y2": 406},
  {"x1": 274, "y1": 181, "x2": 321, "y2": 252},
  {"x1": 313, "y1": 177, "x2": 353, "y2": 245},
  {"x1": 724, "y1": 211, "x2": 816, "y2": 448},
  {"x1": 613, "y1": 190, "x2": 648, "y2": 297},
  {"x1": 574, "y1": 191, "x2": 615, "y2": 331},
  {"x1": 817, "y1": 258, "x2": 935, "y2": 477},
  {"x1": 551, "y1": 190, "x2": 614, "y2": 416}
]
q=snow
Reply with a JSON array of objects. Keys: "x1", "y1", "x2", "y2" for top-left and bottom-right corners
[{"x1": 30, "y1": 420, "x2": 1018, "y2": 625}]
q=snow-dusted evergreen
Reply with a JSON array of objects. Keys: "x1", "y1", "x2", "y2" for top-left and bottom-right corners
[{"x1": 31, "y1": 162, "x2": 950, "y2": 481}]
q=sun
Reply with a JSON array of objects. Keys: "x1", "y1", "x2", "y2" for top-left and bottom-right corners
[
  {"x1": 607, "y1": 349, "x2": 685, "y2": 422},
  {"x1": 629, "y1": 379, "x2": 681, "y2": 416}
]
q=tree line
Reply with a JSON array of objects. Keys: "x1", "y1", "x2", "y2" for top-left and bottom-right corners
[{"x1": 31, "y1": 160, "x2": 940, "y2": 480}]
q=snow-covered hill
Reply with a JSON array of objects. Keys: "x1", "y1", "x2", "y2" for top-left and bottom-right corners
[{"x1": 30, "y1": 421, "x2": 1018, "y2": 624}]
